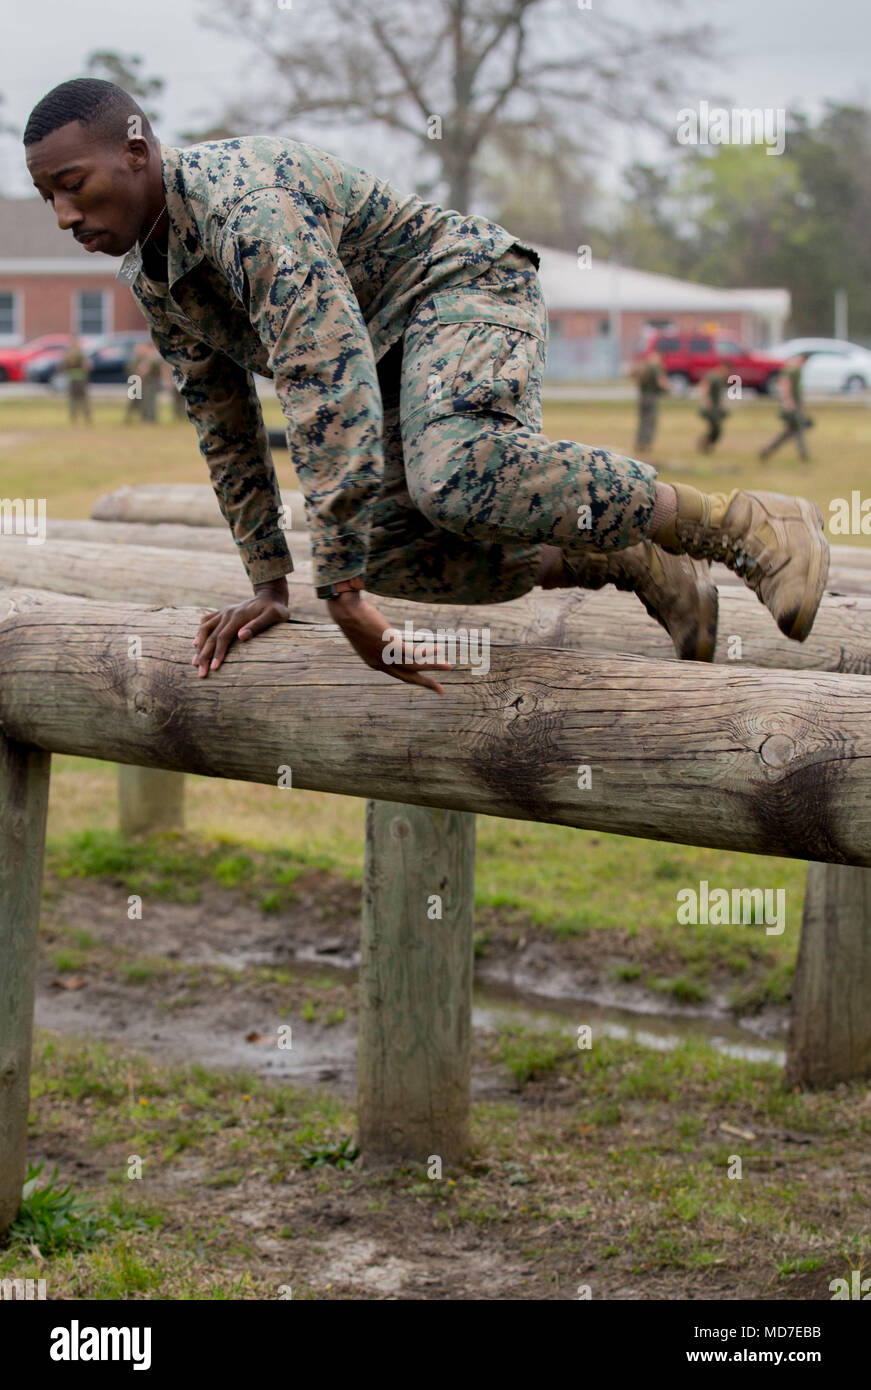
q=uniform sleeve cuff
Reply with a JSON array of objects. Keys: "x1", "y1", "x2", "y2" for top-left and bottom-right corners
[{"x1": 247, "y1": 554, "x2": 295, "y2": 587}]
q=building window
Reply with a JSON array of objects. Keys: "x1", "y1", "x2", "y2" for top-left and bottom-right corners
[
  {"x1": 75, "y1": 290, "x2": 108, "y2": 335},
  {"x1": 0, "y1": 291, "x2": 17, "y2": 336}
]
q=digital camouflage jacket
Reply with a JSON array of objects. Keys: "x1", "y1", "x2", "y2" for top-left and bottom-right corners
[{"x1": 130, "y1": 137, "x2": 540, "y2": 593}]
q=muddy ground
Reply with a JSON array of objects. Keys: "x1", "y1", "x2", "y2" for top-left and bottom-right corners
[
  {"x1": 37, "y1": 869, "x2": 787, "y2": 1090},
  {"x1": 24, "y1": 870, "x2": 861, "y2": 1302}
]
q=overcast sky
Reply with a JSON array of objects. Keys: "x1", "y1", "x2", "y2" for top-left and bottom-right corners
[{"x1": 2, "y1": 0, "x2": 869, "y2": 198}]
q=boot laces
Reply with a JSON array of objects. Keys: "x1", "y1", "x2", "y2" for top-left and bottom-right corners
[{"x1": 679, "y1": 525, "x2": 761, "y2": 589}]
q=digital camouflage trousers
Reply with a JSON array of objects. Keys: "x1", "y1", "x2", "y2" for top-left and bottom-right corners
[{"x1": 363, "y1": 244, "x2": 660, "y2": 605}]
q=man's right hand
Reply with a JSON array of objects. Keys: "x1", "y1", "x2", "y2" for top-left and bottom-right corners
[
  {"x1": 192, "y1": 577, "x2": 290, "y2": 676},
  {"x1": 327, "y1": 590, "x2": 451, "y2": 694}
]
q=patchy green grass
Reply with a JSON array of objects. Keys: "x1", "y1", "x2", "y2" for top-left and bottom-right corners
[
  {"x1": 5, "y1": 1024, "x2": 867, "y2": 1299},
  {"x1": 42, "y1": 819, "x2": 805, "y2": 997}
]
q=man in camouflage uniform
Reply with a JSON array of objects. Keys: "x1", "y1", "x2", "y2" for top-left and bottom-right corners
[
  {"x1": 25, "y1": 80, "x2": 830, "y2": 691},
  {"x1": 126, "y1": 340, "x2": 162, "y2": 423},
  {"x1": 60, "y1": 334, "x2": 91, "y2": 424},
  {"x1": 632, "y1": 350, "x2": 669, "y2": 455},
  {"x1": 760, "y1": 353, "x2": 812, "y2": 463},
  {"x1": 697, "y1": 363, "x2": 730, "y2": 454}
]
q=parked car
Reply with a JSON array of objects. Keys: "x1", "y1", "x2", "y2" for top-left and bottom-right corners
[
  {"x1": 634, "y1": 330, "x2": 786, "y2": 395},
  {"x1": 48, "y1": 332, "x2": 153, "y2": 389},
  {"x1": 26, "y1": 346, "x2": 71, "y2": 384},
  {"x1": 0, "y1": 334, "x2": 78, "y2": 383},
  {"x1": 762, "y1": 338, "x2": 871, "y2": 393},
  {"x1": 85, "y1": 333, "x2": 153, "y2": 384}
]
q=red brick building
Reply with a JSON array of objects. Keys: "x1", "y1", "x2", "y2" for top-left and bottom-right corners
[{"x1": 0, "y1": 196, "x2": 145, "y2": 345}]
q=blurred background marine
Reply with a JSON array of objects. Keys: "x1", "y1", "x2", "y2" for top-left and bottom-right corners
[
  {"x1": 60, "y1": 335, "x2": 92, "y2": 423},
  {"x1": 760, "y1": 353, "x2": 813, "y2": 462},
  {"x1": 697, "y1": 362, "x2": 730, "y2": 454},
  {"x1": 632, "y1": 350, "x2": 670, "y2": 454},
  {"x1": 126, "y1": 340, "x2": 163, "y2": 423}
]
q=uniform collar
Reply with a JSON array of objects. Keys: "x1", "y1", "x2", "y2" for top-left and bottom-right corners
[{"x1": 158, "y1": 143, "x2": 205, "y2": 289}]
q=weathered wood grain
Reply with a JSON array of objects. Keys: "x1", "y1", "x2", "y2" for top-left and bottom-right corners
[
  {"x1": 49, "y1": 518, "x2": 247, "y2": 554},
  {"x1": 41, "y1": 524, "x2": 871, "y2": 598},
  {"x1": 3, "y1": 535, "x2": 871, "y2": 672},
  {"x1": 91, "y1": 483, "x2": 308, "y2": 532},
  {"x1": 0, "y1": 732, "x2": 51, "y2": 1234},
  {"x1": 2, "y1": 586, "x2": 871, "y2": 863},
  {"x1": 358, "y1": 801, "x2": 475, "y2": 1163},
  {"x1": 786, "y1": 862, "x2": 871, "y2": 1087}
]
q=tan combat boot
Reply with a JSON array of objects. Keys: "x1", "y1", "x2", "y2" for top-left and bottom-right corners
[
  {"x1": 652, "y1": 484, "x2": 829, "y2": 642},
  {"x1": 541, "y1": 541, "x2": 719, "y2": 662}
]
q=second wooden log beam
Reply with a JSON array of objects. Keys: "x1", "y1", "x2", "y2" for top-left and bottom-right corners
[{"x1": 3, "y1": 534, "x2": 871, "y2": 672}]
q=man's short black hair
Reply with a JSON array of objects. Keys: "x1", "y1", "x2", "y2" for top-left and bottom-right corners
[{"x1": 23, "y1": 78, "x2": 153, "y2": 148}]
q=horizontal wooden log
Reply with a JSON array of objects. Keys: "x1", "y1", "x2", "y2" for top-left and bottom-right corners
[
  {"x1": 49, "y1": 518, "x2": 242, "y2": 553},
  {"x1": 820, "y1": 544, "x2": 871, "y2": 572},
  {"x1": 42, "y1": 522, "x2": 871, "y2": 600},
  {"x1": 2, "y1": 535, "x2": 871, "y2": 673},
  {"x1": 2, "y1": 586, "x2": 871, "y2": 864},
  {"x1": 39, "y1": 523, "x2": 871, "y2": 600},
  {"x1": 45, "y1": 519, "x2": 313, "y2": 567},
  {"x1": 86, "y1": 485, "x2": 871, "y2": 590},
  {"x1": 91, "y1": 483, "x2": 308, "y2": 532}
]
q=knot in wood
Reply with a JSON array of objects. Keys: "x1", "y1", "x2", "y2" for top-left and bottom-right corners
[
  {"x1": 0, "y1": 1059, "x2": 17, "y2": 1085},
  {"x1": 390, "y1": 818, "x2": 411, "y2": 840},
  {"x1": 509, "y1": 692, "x2": 536, "y2": 716},
  {"x1": 759, "y1": 733, "x2": 796, "y2": 768},
  {"x1": 133, "y1": 691, "x2": 151, "y2": 716}
]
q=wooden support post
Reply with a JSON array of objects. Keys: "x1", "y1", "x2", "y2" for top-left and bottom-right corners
[
  {"x1": 358, "y1": 800, "x2": 476, "y2": 1165},
  {"x1": 0, "y1": 733, "x2": 50, "y2": 1235},
  {"x1": 118, "y1": 765, "x2": 185, "y2": 837},
  {"x1": 786, "y1": 862, "x2": 871, "y2": 1087}
]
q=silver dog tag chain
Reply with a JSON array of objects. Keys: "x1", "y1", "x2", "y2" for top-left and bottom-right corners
[
  {"x1": 116, "y1": 205, "x2": 168, "y2": 286},
  {"x1": 116, "y1": 245, "x2": 143, "y2": 285}
]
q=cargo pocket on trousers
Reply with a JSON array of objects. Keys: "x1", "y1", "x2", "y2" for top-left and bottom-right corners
[{"x1": 402, "y1": 289, "x2": 547, "y2": 434}]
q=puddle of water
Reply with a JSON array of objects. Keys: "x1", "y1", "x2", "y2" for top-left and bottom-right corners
[
  {"x1": 473, "y1": 986, "x2": 784, "y2": 1066},
  {"x1": 202, "y1": 945, "x2": 784, "y2": 1067}
]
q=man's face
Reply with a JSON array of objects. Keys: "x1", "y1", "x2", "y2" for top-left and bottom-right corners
[{"x1": 26, "y1": 122, "x2": 154, "y2": 257}]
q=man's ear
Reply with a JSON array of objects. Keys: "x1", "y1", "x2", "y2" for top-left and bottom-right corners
[{"x1": 124, "y1": 137, "x2": 152, "y2": 173}]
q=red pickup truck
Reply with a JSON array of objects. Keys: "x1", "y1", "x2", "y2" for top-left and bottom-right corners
[{"x1": 635, "y1": 331, "x2": 785, "y2": 395}]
